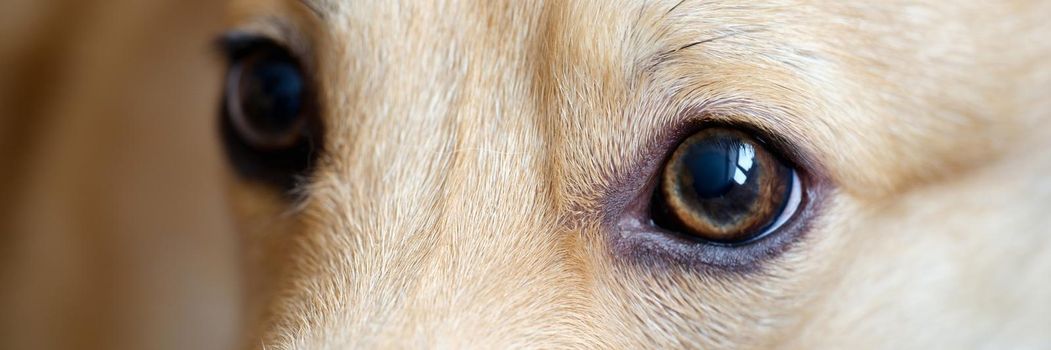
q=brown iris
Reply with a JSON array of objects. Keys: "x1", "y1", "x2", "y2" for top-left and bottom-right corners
[{"x1": 652, "y1": 128, "x2": 794, "y2": 244}]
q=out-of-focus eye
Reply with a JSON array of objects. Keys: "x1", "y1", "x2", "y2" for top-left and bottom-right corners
[
  {"x1": 651, "y1": 127, "x2": 802, "y2": 245},
  {"x1": 225, "y1": 43, "x2": 307, "y2": 148},
  {"x1": 219, "y1": 36, "x2": 320, "y2": 191}
]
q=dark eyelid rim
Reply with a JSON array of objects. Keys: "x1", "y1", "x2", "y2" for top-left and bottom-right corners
[
  {"x1": 217, "y1": 32, "x2": 299, "y2": 63},
  {"x1": 215, "y1": 13, "x2": 317, "y2": 66},
  {"x1": 603, "y1": 110, "x2": 832, "y2": 274},
  {"x1": 676, "y1": 105, "x2": 828, "y2": 182},
  {"x1": 217, "y1": 33, "x2": 268, "y2": 61}
]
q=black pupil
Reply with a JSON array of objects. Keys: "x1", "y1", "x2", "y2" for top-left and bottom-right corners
[
  {"x1": 683, "y1": 138, "x2": 756, "y2": 199},
  {"x1": 241, "y1": 55, "x2": 304, "y2": 135}
]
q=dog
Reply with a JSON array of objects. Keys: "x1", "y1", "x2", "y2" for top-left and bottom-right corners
[
  {"x1": 216, "y1": 0, "x2": 1051, "y2": 348},
  {"x1": 4, "y1": 0, "x2": 1050, "y2": 349}
]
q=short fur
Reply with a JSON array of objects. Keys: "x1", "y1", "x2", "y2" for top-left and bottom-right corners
[{"x1": 224, "y1": 0, "x2": 1051, "y2": 349}]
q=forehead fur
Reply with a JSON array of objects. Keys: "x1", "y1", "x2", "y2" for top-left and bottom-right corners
[{"x1": 224, "y1": 0, "x2": 1051, "y2": 348}]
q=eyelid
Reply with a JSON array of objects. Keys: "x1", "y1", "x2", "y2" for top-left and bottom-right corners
[
  {"x1": 217, "y1": 18, "x2": 315, "y2": 65},
  {"x1": 217, "y1": 33, "x2": 279, "y2": 61},
  {"x1": 668, "y1": 102, "x2": 830, "y2": 184}
]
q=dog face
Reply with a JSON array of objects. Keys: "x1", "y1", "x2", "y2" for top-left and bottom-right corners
[{"x1": 219, "y1": 0, "x2": 1051, "y2": 348}]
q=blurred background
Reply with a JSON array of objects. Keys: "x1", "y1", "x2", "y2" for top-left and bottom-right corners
[{"x1": 1, "y1": 0, "x2": 240, "y2": 349}]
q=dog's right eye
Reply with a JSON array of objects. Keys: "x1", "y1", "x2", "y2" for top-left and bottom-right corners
[
  {"x1": 219, "y1": 36, "x2": 321, "y2": 192},
  {"x1": 611, "y1": 123, "x2": 818, "y2": 271},
  {"x1": 649, "y1": 127, "x2": 801, "y2": 245}
]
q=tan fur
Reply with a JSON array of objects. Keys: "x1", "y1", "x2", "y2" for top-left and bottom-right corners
[
  {"x1": 222, "y1": 0, "x2": 1051, "y2": 348},
  {"x1": 4, "y1": 0, "x2": 1051, "y2": 349}
]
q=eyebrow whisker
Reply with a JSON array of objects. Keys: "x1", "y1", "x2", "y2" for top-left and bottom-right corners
[
  {"x1": 643, "y1": 28, "x2": 763, "y2": 73},
  {"x1": 664, "y1": 0, "x2": 688, "y2": 18},
  {"x1": 670, "y1": 29, "x2": 753, "y2": 54}
]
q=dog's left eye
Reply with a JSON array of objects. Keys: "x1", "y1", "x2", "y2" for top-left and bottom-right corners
[
  {"x1": 650, "y1": 127, "x2": 802, "y2": 245},
  {"x1": 219, "y1": 36, "x2": 321, "y2": 192},
  {"x1": 225, "y1": 42, "x2": 307, "y2": 149}
]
